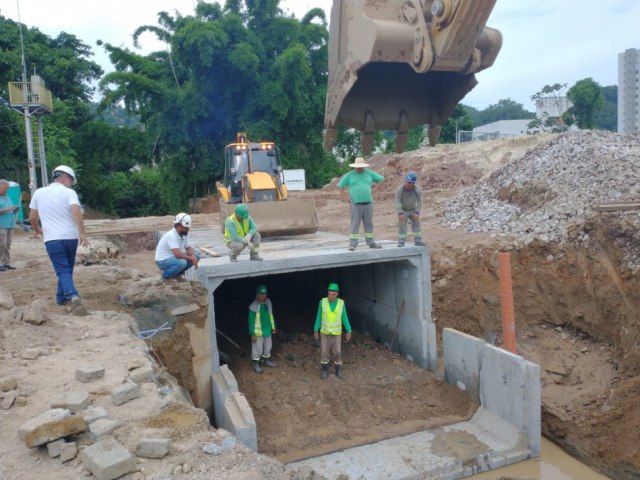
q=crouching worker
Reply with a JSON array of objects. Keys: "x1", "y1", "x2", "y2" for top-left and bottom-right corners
[
  {"x1": 224, "y1": 203, "x2": 263, "y2": 262},
  {"x1": 314, "y1": 283, "x2": 352, "y2": 379},
  {"x1": 155, "y1": 213, "x2": 200, "y2": 281},
  {"x1": 249, "y1": 284, "x2": 277, "y2": 374}
]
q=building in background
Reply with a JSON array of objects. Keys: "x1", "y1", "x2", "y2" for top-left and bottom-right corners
[
  {"x1": 535, "y1": 96, "x2": 572, "y2": 120},
  {"x1": 618, "y1": 48, "x2": 640, "y2": 134}
]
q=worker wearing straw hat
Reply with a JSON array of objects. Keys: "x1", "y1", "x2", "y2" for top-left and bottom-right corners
[{"x1": 337, "y1": 157, "x2": 385, "y2": 251}]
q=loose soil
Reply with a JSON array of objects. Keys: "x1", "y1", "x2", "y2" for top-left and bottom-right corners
[{"x1": 1, "y1": 132, "x2": 639, "y2": 479}]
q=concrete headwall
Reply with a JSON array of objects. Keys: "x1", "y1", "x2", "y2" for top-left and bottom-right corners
[{"x1": 443, "y1": 328, "x2": 541, "y2": 454}]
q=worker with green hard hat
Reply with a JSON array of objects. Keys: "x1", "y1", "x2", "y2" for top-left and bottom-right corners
[
  {"x1": 224, "y1": 203, "x2": 263, "y2": 262},
  {"x1": 314, "y1": 282, "x2": 352, "y2": 379},
  {"x1": 248, "y1": 284, "x2": 277, "y2": 374}
]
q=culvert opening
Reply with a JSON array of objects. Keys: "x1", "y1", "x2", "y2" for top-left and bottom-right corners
[{"x1": 211, "y1": 259, "x2": 478, "y2": 462}]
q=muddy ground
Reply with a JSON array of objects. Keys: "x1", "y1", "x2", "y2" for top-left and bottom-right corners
[{"x1": 1, "y1": 132, "x2": 639, "y2": 479}]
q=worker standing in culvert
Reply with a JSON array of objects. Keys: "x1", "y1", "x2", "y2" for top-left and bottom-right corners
[
  {"x1": 249, "y1": 284, "x2": 277, "y2": 374},
  {"x1": 224, "y1": 203, "x2": 263, "y2": 262},
  {"x1": 337, "y1": 157, "x2": 384, "y2": 251},
  {"x1": 395, "y1": 171, "x2": 426, "y2": 247},
  {"x1": 314, "y1": 283, "x2": 352, "y2": 379}
]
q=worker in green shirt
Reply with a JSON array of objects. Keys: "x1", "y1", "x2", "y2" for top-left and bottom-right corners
[
  {"x1": 249, "y1": 284, "x2": 277, "y2": 374},
  {"x1": 314, "y1": 283, "x2": 352, "y2": 379},
  {"x1": 224, "y1": 203, "x2": 263, "y2": 262},
  {"x1": 337, "y1": 157, "x2": 385, "y2": 251}
]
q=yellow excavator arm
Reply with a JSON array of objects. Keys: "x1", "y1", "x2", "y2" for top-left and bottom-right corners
[{"x1": 324, "y1": 0, "x2": 502, "y2": 154}]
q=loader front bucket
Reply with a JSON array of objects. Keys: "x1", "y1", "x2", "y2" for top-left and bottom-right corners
[
  {"x1": 219, "y1": 199, "x2": 320, "y2": 237},
  {"x1": 324, "y1": 0, "x2": 502, "y2": 154}
]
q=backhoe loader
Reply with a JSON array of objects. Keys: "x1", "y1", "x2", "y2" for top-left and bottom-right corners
[
  {"x1": 324, "y1": 0, "x2": 502, "y2": 154},
  {"x1": 216, "y1": 133, "x2": 320, "y2": 236}
]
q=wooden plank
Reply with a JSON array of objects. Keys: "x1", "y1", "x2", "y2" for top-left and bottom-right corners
[
  {"x1": 593, "y1": 201, "x2": 640, "y2": 212},
  {"x1": 196, "y1": 245, "x2": 221, "y2": 257}
]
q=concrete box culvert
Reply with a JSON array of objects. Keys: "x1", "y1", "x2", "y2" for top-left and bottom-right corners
[{"x1": 193, "y1": 242, "x2": 437, "y2": 448}]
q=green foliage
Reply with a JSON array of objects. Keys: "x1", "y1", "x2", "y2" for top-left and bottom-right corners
[
  {"x1": 566, "y1": 78, "x2": 604, "y2": 129},
  {"x1": 467, "y1": 98, "x2": 535, "y2": 126},
  {"x1": 440, "y1": 104, "x2": 473, "y2": 143},
  {"x1": 594, "y1": 85, "x2": 617, "y2": 131}
]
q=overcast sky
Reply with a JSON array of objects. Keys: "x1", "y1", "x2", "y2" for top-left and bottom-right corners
[{"x1": 2, "y1": 0, "x2": 639, "y2": 111}]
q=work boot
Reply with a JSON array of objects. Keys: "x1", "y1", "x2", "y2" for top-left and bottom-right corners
[
  {"x1": 262, "y1": 358, "x2": 277, "y2": 368},
  {"x1": 368, "y1": 242, "x2": 382, "y2": 249},
  {"x1": 252, "y1": 360, "x2": 263, "y2": 374},
  {"x1": 320, "y1": 364, "x2": 329, "y2": 380},
  {"x1": 335, "y1": 364, "x2": 343, "y2": 379},
  {"x1": 250, "y1": 252, "x2": 263, "y2": 261},
  {"x1": 229, "y1": 253, "x2": 238, "y2": 262},
  {"x1": 348, "y1": 242, "x2": 357, "y2": 252},
  {"x1": 397, "y1": 241, "x2": 405, "y2": 247},
  {"x1": 415, "y1": 238, "x2": 426, "y2": 247}
]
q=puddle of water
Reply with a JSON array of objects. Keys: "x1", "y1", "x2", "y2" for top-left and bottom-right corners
[{"x1": 468, "y1": 438, "x2": 610, "y2": 479}]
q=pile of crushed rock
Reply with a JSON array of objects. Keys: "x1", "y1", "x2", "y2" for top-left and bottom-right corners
[{"x1": 442, "y1": 130, "x2": 640, "y2": 248}]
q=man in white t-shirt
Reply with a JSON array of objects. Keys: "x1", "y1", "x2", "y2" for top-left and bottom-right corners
[
  {"x1": 28, "y1": 165, "x2": 89, "y2": 306},
  {"x1": 155, "y1": 213, "x2": 200, "y2": 281}
]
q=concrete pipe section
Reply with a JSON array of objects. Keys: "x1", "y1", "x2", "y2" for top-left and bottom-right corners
[{"x1": 186, "y1": 227, "x2": 540, "y2": 479}]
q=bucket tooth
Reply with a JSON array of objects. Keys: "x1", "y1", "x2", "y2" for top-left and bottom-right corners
[
  {"x1": 324, "y1": 127, "x2": 338, "y2": 151},
  {"x1": 428, "y1": 125, "x2": 442, "y2": 147},
  {"x1": 395, "y1": 111, "x2": 409, "y2": 153},
  {"x1": 360, "y1": 111, "x2": 375, "y2": 156}
]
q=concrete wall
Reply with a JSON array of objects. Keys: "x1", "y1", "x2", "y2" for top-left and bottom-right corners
[{"x1": 443, "y1": 328, "x2": 541, "y2": 454}]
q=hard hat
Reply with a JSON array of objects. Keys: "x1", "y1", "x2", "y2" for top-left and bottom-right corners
[
  {"x1": 256, "y1": 284, "x2": 268, "y2": 294},
  {"x1": 405, "y1": 172, "x2": 417, "y2": 183},
  {"x1": 52, "y1": 165, "x2": 77, "y2": 185},
  {"x1": 235, "y1": 203, "x2": 249, "y2": 219},
  {"x1": 327, "y1": 283, "x2": 339, "y2": 292},
  {"x1": 174, "y1": 212, "x2": 192, "y2": 228}
]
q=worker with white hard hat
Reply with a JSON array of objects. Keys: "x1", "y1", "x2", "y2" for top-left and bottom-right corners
[
  {"x1": 155, "y1": 212, "x2": 200, "y2": 281},
  {"x1": 28, "y1": 165, "x2": 89, "y2": 308}
]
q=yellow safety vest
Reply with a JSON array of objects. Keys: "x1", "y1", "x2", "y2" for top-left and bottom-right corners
[
  {"x1": 253, "y1": 304, "x2": 275, "y2": 337},
  {"x1": 320, "y1": 298, "x2": 344, "y2": 335},
  {"x1": 224, "y1": 214, "x2": 249, "y2": 245}
]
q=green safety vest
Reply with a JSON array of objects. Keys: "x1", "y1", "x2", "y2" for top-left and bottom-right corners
[
  {"x1": 320, "y1": 298, "x2": 344, "y2": 335},
  {"x1": 224, "y1": 214, "x2": 250, "y2": 244}
]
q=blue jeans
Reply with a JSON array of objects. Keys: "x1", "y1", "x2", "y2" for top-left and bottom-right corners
[
  {"x1": 156, "y1": 254, "x2": 199, "y2": 279},
  {"x1": 45, "y1": 239, "x2": 79, "y2": 305}
]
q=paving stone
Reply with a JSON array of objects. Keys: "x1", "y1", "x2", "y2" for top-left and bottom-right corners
[
  {"x1": 169, "y1": 303, "x2": 199, "y2": 315},
  {"x1": 0, "y1": 376, "x2": 17, "y2": 392},
  {"x1": 76, "y1": 365, "x2": 106, "y2": 383},
  {"x1": 111, "y1": 382, "x2": 140, "y2": 406},
  {"x1": 50, "y1": 390, "x2": 91, "y2": 413},
  {"x1": 21, "y1": 348, "x2": 40, "y2": 360},
  {"x1": 1, "y1": 390, "x2": 16, "y2": 410},
  {"x1": 60, "y1": 442, "x2": 77, "y2": 463},
  {"x1": 129, "y1": 365, "x2": 154, "y2": 385},
  {"x1": 80, "y1": 406, "x2": 108, "y2": 424},
  {"x1": 80, "y1": 438, "x2": 136, "y2": 480},
  {"x1": 18, "y1": 408, "x2": 87, "y2": 448},
  {"x1": 89, "y1": 418, "x2": 121, "y2": 440},
  {"x1": 136, "y1": 438, "x2": 170, "y2": 458},
  {"x1": 46, "y1": 438, "x2": 65, "y2": 457}
]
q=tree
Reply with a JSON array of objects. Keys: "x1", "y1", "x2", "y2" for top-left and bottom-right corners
[
  {"x1": 565, "y1": 78, "x2": 604, "y2": 129},
  {"x1": 440, "y1": 104, "x2": 473, "y2": 143},
  {"x1": 530, "y1": 83, "x2": 569, "y2": 132},
  {"x1": 594, "y1": 85, "x2": 617, "y2": 131},
  {"x1": 471, "y1": 98, "x2": 535, "y2": 126}
]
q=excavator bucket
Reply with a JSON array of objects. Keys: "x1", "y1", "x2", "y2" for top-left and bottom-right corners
[
  {"x1": 219, "y1": 199, "x2": 320, "y2": 237},
  {"x1": 324, "y1": 0, "x2": 502, "y2": 154}
]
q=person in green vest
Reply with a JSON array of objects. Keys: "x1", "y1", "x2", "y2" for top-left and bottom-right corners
[
  {"x1": 313, "y1": 283, "x2": 352, "y2": 379},
  {"x1": 224, "y1": 203, "x2": 263, "y2": 262},
  {"x1": 249, "y1": 284, "x2": 277, "y2": 374},
  {"x1": 0, "y1": 179, "x2": 19, "y2": 271}
]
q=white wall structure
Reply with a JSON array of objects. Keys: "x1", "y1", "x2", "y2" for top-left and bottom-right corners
[
  {"x1": 472, "y1": 119, "x2": 533, "y2": 138},
  {"x1": 618, "y1": 48, "x2": 640, "y2": 134},
  {"x1": 283, "y1": 169, "x2": 306, "y2": 191},
  {"x1": 535, "y1": 96, "x2": 572, "y2": 119}
]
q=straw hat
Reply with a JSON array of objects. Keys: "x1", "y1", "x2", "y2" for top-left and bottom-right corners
[{"x1": 348, "y1": 157, "x2": 370, "y2": 168}]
